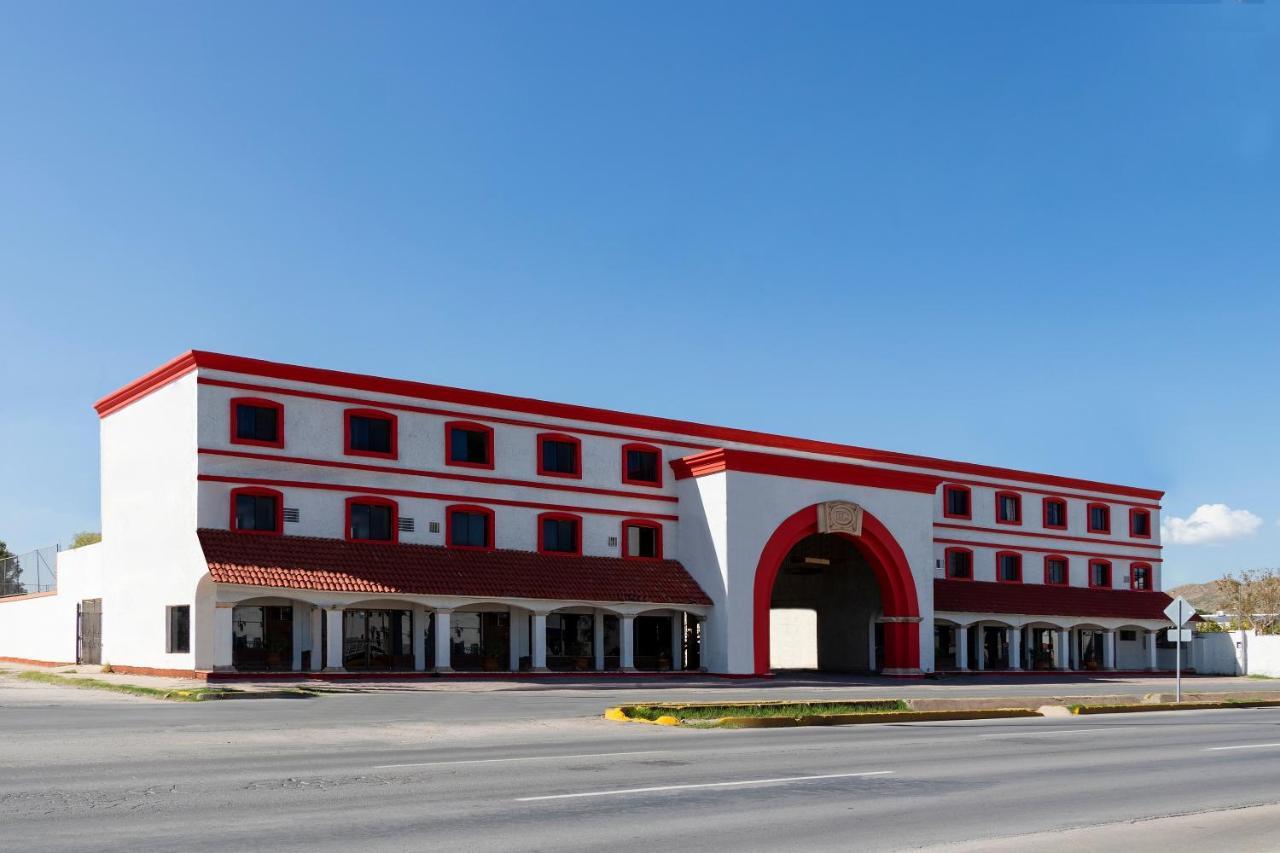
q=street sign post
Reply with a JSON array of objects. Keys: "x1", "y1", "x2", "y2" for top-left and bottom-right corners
[{"x1": 1163, "y1": 596, "x2": 1195, "y2": 702}]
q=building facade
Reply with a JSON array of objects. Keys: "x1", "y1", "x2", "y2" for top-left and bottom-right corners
[{"x1": 0, "y1": 351, "x2": 1180, "y2": 677}]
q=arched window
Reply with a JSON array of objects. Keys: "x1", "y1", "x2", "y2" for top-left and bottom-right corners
[
  {"x1": 995, "y1": 491, "x2": 1022, "y2": 525},
  {"x1": 537, "y1": 432, "x2": 581, "y2": 479},
  {"x1": 1130, "y1": 563, "x2": 1153, "y2": 591},
  {"x1": 944, "y1": 547, "x2": 973, "y2": 580},
  {"x1": 1088, "y1": 559, "x2": 1113, "y2": 589},
  {"x1": 1086, "y1": 503, "x2": 1111, "y2": 534},
  {"x1": 1042, "y1": 497, "x2": 1068, "y2": 530},
  {"x1": 942, "y1": 485, "x2": 972, "y2": 520},
  {"x1": 230, "y1": 398, "x2": 284, "y2": 449},
  {"x1": 622, "y1": 520, "x2": 662, "y2": 560},
  {"x1": 996, "y1": 551, "x2": 1022, "y2": 583},
  {"x1": 1129, "y1": 508, "x2": 1152, "y2": 539},
  {"x1": 229, "y1": 487, "x2": 283, "y2": 535},
  {"x1": 346, "y1": 496, "x2": 398, "y2": 543},
  {"x1": 445, "y1": 420, "x2": 495, "y2": 469},
  {"x1": 446, "y1": 504, "x2": 495, "y2": 550},
  {"x1": 1043, "y1": 555, "x2": 1069, "y2": 586},
  {"x1": 538, "y1": 512, "x2": 581, "y2": 556},
  {"x1": 344, "y1": 408, "x2": 398, "y2": 460},
  {"x1": 621, "y1": 443, "x2": 663, "y2": 487}
]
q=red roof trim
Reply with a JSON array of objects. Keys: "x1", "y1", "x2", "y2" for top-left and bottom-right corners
[
  {"x1": 934, "y1": 578, "x2": 1179, "y2": 621},
  {"x1": 197, "y1": 528, "x2": 711, "y2": 606},
  {"x1": 94, "y1": 351, "x2": 199, "y2": 416},
  {"x1": 670, "y1": 448, "x2": 943, "y2": 494},
  {"x1": 99, "y1": 350, "x2": 1164, "y2": 500}
]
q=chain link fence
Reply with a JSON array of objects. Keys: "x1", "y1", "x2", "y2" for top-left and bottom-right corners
[{"x1": 0, "y1": 545, "x2": 58, "y2": 597}]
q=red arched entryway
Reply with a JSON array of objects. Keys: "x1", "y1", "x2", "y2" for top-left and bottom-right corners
[{"x1": 753, "y1": 504, "x2": 921, "y2": 675}]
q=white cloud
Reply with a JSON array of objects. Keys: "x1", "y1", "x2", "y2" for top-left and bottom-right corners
[{"x1": 1162, "y1": 504, "x2": 1263, "y2": 545}]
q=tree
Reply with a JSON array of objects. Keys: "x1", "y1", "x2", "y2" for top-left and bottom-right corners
[
  {"x1": 1215, "y1": 569, "x2": 1280, "y2": 634},
  {"x1": 0, "y1": 539, "x2": 25, "y2": 597},
  {"x1": 71, "y1": 531, "x2": 102, "y2": 549}
]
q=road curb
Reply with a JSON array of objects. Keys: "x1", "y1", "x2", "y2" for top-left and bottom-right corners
[
  {"x1": 1072, "y1": 699, "x2": 1280, "y2": 715},
  {"x1": 604, "y1": 703, "x2": 1041, "y2": 727}
]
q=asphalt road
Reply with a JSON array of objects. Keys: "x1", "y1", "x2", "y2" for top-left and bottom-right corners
[{"x1": 4, "y1": 675, "x2": 1280, "y2": 852}]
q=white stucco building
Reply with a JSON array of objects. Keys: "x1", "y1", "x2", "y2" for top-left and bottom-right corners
[{"x1": 0, "y1": 351, "x2": 1180, "y2": 678}]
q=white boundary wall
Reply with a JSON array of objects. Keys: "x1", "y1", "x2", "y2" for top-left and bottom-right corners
[{"x1": 0, "y1": 543, "x2": 103, "y2": 663}]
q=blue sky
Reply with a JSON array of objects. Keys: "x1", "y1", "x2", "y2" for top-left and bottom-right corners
[{"x1": 1, "y1": 2, "x2": 1276, "y2": 585}]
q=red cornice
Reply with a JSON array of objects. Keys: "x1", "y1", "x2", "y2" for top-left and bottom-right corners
[
  {"x1": 95, "y1": 350, "x2": 1164, "y2": 501},
  {"x1": 670, "y1": 448, "x2": 944, "y2": 495},
  {"x1": 94, "y1": 351, "x2": 199, "y2": 417}
]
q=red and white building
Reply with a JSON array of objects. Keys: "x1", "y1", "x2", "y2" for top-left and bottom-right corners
[{"x1": 0, "y1": 351, "x2": 1181, "y2": 678}]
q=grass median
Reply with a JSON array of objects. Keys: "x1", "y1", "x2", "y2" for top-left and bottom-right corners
[
  {"x1": 625, "y1": 699, "x2": 908, "y2": 722},
  {"x1": 13, "y1": 670, "x2": 315, "y2": 701}
]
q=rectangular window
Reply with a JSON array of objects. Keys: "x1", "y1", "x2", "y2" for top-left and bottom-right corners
[
  {"x1": 946, "y1": 549, "x2": 972, "y2": 579},
  {"x1": 943, "y1": 486, "x2": 971, "y2": 519},
  {"x1": 541, "y1": 517, "x2": 579, "y2": 554},
  {"x1": 348, "y1": 414, "x2": 394, "y2": 455},
  {"x1": 1131, "y1": 509, "x2": 1151, "y2": 537},
  {"x1": 1088, "y1": 504, "x2": 1111, "y2": 533},
  {"x1": 996, "y1": 493, "x2": 1021, "y2": 524},
  {"x1": 1131, "y1": 564, "x2": 1152, "y2": 591},
  {"x1": 625, "y1": 523, "x2": 659, "y2": 559},
  {"x1": 450, "y1": 510, "x2": 490, "y2": 548},
  {"x1": 1043, "y1": 499, "x2": 1067, "y2": 529},
  {"x1": 540, "y1": 438, "x2": 578, "y2": 476},
  {"x1": 166, "y1": 605, "x2": 190, "y2": 654},
  {"x1": 998, "y1": 553, "x2": 1021, "y2": 583},
  {"x1": 1045, "y1": 558, "x2": 1068, "y2": 585},
  {"x1": 233, "y1": 402, "x2": 280, "y2": 445},
  {"x1": 350, "y1": 502, "x2": 394, "y2": 541},
  {"x1": 450, "y1": 426, "x2": 491, "y2": 466},
  {"x1": 1090, "y1": 561, "x2": 1111, "y2": 588},
  {"x1": 622, "y1": 444, "x2": 662, "y2": 486},
  {"x1": 235, "y1": 492, "x2": 279, "y2": 533},
  {"x1": 1119, "y1": 629, "x2": 1137, "y2": 642}
]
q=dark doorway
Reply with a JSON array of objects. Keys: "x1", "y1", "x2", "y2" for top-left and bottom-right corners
[
  {"x1": 450, "y1": 611, "x2": 510, "y2": 671},
  {"x1": 343, "y1": 609, "x2": 413, "y2": 670},
  {"x1": 634, "y1": 615, "x2": 673, "y2": 671},
  {"x1": 233, "y1": 605, "x2": 293, "y2": 670},
  {"x1": 982, "y1": 626, "x2": 1009, "y2": 670},
  {"x1": 77, "y1": 598, "x2": 102, "y2": 665},
  {"x1": 934, "y1": 624, "x2": 957, "y2": 670},
  {"x1": 547, "y1": 612, "x2": 594, "y2": 671}
]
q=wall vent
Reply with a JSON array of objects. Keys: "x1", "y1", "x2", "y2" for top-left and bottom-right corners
[
  {"x1": 428, "y1": 521, "x2": 441, "y2": 534},
  {"x1": 283, "y1": 508, "x2": 301, "y2": 523},
  {"x1": 398, "y1": 517, "x2": 415, "y2": 532},
  {"x1": 607, "y1": 536, "x2": 619, "y2": 548}
]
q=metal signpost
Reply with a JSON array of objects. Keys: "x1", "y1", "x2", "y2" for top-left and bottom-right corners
[{"x1": 1163, "y1": 595, "x2": 1195, "y2": 703}]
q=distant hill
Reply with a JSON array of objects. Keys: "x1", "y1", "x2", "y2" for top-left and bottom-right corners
[{"x1": 1167, "y1": 581, "x2": 1229, "y2": 613}]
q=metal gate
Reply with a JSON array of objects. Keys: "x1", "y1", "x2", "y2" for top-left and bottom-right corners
[{"x1": 77, "y1": 598, "x2": 102, "y2": 665}]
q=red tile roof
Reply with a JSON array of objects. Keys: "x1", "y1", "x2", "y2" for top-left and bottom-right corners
[
  {"x1": 198, "y1": 529, "x2": 712, "y2": 606},
  {"x1": 935, "y1": 579, "x2": 1182, "y2": 621}
]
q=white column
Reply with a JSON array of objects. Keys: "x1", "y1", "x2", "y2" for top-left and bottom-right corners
[
  {"x1": 291, "y1": 603, "x2": 305, "y2": 672},
  {"x1": 670, "y1": 613, "x2": 683, "y2": 671},
  {"x1": 1057, "y1": 628, "x2": 1070, "y2": 670},
  {"x1": 956, "y1": 625, "x2": 969, "y2": 671},
  {"x1": 1146, "y1": 630, "x2": 1158, "y2": 671},
  {"x1": 1008, "y1": 625, "x2": 1022, "y2": 671},
  {"x1": 324, "y1": 608, "x2": 344, "y2": 671},
  {"x1": 510, "y1": 609, "x2": 530, "y2": 671},
  {"x1": 973, "y1": 623, "x2": 984, "y2": 671},
  {"x1": 621, "y1": 614, "x2": 636, "y2": 671},
  {"x1": 509, "y1": 608, "x2": 522, "y2": 672},
  {"x1": 531, "y1": 612, "x2": 548, "y2": 671},
  {"x1": 413, "y1": 607, "x2": 427, "y2": 672},
  {"x1": 433, "y1": 609, "x2": 452, "y2": 673},
  {"x1": 593, "y1": 610, "x2": 605, "y2": 671},
  {"x1": 1103, "y1": 629, "x2": 1116, "y2": 670},
  {"x1": 213, "y1": 603, "x2": 234, "y2": 670}
]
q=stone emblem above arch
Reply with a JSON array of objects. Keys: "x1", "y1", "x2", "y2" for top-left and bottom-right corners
[{"x1": 817, "y1": 500, "x2": 863, "y2": 537}]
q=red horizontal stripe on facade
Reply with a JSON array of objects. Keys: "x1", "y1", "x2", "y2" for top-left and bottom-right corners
[
  {"x1": 199, "y1": 448, "x2": 680, "y2": 503},
  {"x1": 933, "y1": 522, "x2": 1162, "y2": 551},
  {"x1": 934, "y1": 579, "x2": 1175, "y2": 620},
  {"x1": 670, "y1": 448, "x2": 943, "y2": 494},
  {"x1": 97, "y1": 351, "x2": 1163, "y2": 502},
  {"x1": 934, "y1": 537, "x2": 1162, "y2": 563},
  {"x1": 196, "y1": 474, "x2": 680, "y2": 521}
]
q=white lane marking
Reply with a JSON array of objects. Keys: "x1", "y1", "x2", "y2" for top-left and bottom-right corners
[
  {"x1": 978, "y1": 728, "x2": 1099, "y2": 739},
  {"x1": 515, "y1": 770, "x2": 894, "y2": 802},
  {"x1": 375, "y1": 750, "x2": 665, "y2": 769},
  {"x1": 1205, "y1": 743, "x2": 1280, "y2": 752}
]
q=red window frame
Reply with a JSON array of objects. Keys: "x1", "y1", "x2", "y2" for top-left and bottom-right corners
[
  {"x1": 621, "y1": 519, "x2": 663, "y2": 560},
  {"x1": 995, "y1": 550, "x2": 1022, "y2": 584},
  {"x1": 1086, "y1": 502, "x2": 1111, "y2": 534},
  {"x1": 228, "y1": 486, "x2": 284, "y2": 535},
  {"x1": 1088, "y1": 559, "x2": 1112, "y2": 589},
  {"x1": 1042, "y1": 497, "x2": 1068, "y2": 531},
  {"x1": 995, "y1": 491, "x2": 1022, "y2": 526},
  {"x1": 344, "y1": 408, "x2": 398, "y2": 460},
  {"x1": 537, "y1": 512, "x2": 582, "y2": 556},
  {"x1": 445, "y1": 420, "x2": 495, "y2": 470},
  {"x1": 942, "y1": 485, "x2": 972, "y2": 520},
  {"x1": 345, "y1": 495, "x2": 399, "y2": 544},
  {"x1": 1043, "y1": 554, "x2": 1070, "y2": 586},
  {"x1": 445, "y1": 504, "x2": 495, "y2": 551},
  {"x1": 1129, "y1": 508, "x2": 1152, "y2": 539},
  {"x1": 229, "y1": 397, "x2": 285, "y2": 449},
  {"x1": 943, "y1": 547, "x2": 974, "y2": 580},
  {"x1": 620, "y1": 443, "x2": 663, "y2": 488},
  {"x1": 536, "y1": 432, "x2": 582, "y2": 480},
  {"x1": 1130, "y1": 562, "x2": 1153, "y2": 591}
]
